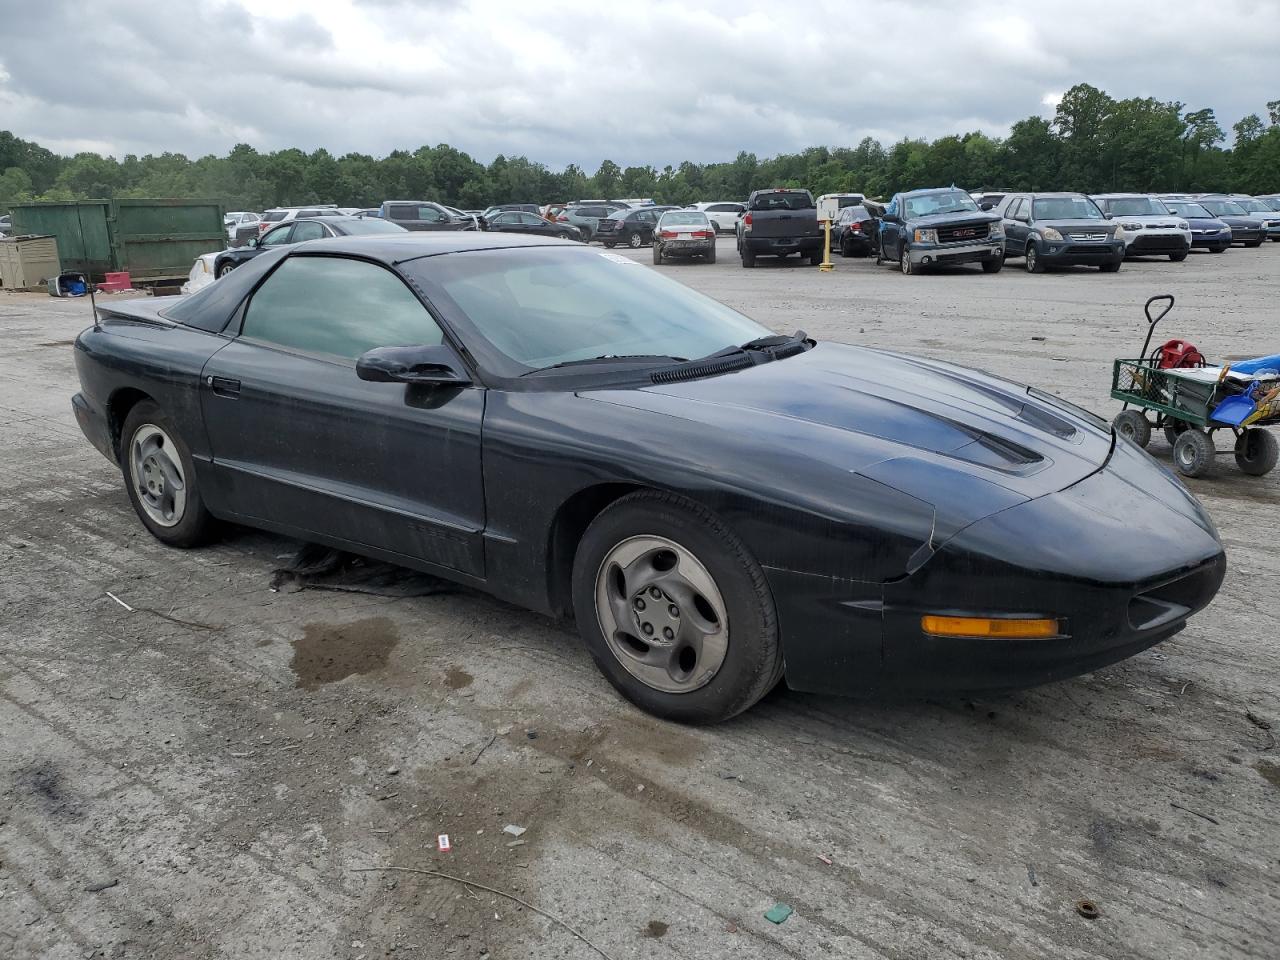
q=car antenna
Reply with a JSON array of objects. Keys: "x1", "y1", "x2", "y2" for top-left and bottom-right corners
[{"x1": 74, "y1": 201, "x2": 99, "y2": 330}]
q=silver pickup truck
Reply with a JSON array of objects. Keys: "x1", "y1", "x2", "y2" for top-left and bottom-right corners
[{"x1": 736, "y1": 189, "x2": 823, "y2": 267}]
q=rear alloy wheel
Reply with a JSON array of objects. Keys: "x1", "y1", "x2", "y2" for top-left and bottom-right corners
[
  {"x1": 628, "y1": 231, "x2": 644, "y2": 249},
  {"x1": 1235, "y1": 428, "x2": 1278, "y2": 476},
  {"x1": 1113, "y1": 409, "x2": 1152, "y2": 448},
  {"x1": 572, "y1": 492, "x2": 782, "y2": 724},
  {"x1": 120, "y1": 400, "x2": 215, "y2": 546},
  {"x1": 1026, "y1": 243, "x2": 1044, "y2": 273},
  {"x1": 899, "y1": 243, "x2": 914, "y2": 275},
  {"x1": 1173, "y1": 429, "x2": 1215, "y2": 478}
]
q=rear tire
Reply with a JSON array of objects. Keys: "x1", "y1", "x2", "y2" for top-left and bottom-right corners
[
  {"x1": 603, "y1": 242, "x2": 616, "y2": 249},
  {"x1": 570, "y1": 491, "x2": 783, "y2": 724},
  {"x1": 628, "y1": 231, "x2": 644, "y2": 249},
  {"x1": 808, "y1": 249, "x2": 822, "y2": 266},
  {"x1": 741, "y1": 247, "x2": 756, "y2": 268},
  {"x1": 119, "y1": 401, "x2": 216, "y2": 547},
  {"x1": 652, "y1": 244, "x2": 662, "y2": 265},
  {"x1": 1235, "y1": 429, "x2": 1278, "y2": 476},
  {"x1": 1246, "y1": 240, "x2": 1263, "y2": 248},
  {"x1": 1113, "y1": 409, "x2": 1151, "y2": 448},
  {"x1": 1173, "y1": 429, "x2": 1215, "y2": 478},
  {"x1": 1099, "y1": 261, "x2": 1121, "y2": 272},
  {"x1": 705, "y1": 242, "x2": 717, "y2": 264}
]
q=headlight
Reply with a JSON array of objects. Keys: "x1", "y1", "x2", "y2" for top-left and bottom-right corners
[
  {"x1": 201, "y1": 260, "x2": 209, "y2": 273},
  {"x1": 1122, "y1": 222, "x2": 1143, "y2": 231},
  {"x1": 1177, "y1": 221, "x2": 1190, "y2": 231},
  {"x1": 988, "y1": 222, "x2": 1004, "y2": 238},
  {"x1": 1041, "y1": 227, "x2": 1064, "y2": 241},
  {"x1": 1113, "y1": 225, "x2": 1126, "y2": 239},
  {"x1": 913, "y1": 228, "x2": 937, "y2": 243}
]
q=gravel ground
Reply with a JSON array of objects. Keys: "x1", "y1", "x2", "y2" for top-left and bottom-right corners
[{"x1": 2, "y1": 240, "x2": 1278, "y2": 960}]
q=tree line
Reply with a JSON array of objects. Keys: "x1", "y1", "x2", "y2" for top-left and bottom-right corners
[{"x1": 2, "y1": 84, "x2": 1278, "y2": 213}]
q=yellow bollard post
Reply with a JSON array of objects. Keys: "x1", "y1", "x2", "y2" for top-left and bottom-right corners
[{"x1": 820, "y1": 218, "x2": 833, "y2": 272}]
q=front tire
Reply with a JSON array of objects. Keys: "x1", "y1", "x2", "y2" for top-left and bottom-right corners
[
  {"x1": 1246, "y1": 240, "x2": 1263, "y2": 248},
  {"x1": 120, "y1": 401, "x2": 215, "y2": 547},
  {"x1": 1026, "y1": 243, "x2": 1044, "y2": 273},
  {"x1": 603, "y1": 242, "x2": 616, "y2": 249},
  {"x1": 1099, "y1": 261, "x2": 1121, "y2": 272},
  {"x1": 1113, "y1": 409, "x2": 1151, "y2": 447},
  {"x1": 571, "y1": 492, "x2": 783, "y2": 724},
  {"x1": 1235, "y1": 429, "x2": 1278, "y2": 476},
  {"x1": 981, "y1": 256, "x2": 1003, "y2": 273},
  {"x1": 899, "y1": 243, "x2": 914, "y2": 275},
  {"x1": 216, "y1": 261, "x2": 236, "y2": 278},
  {"x1": 1173, "y1": 429, "x2": 1215, "y2": 478},
  {"x1": 1170, "y1": 251, "x2": 1188, "y2": 262}
]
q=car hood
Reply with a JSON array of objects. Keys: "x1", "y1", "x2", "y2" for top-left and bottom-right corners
[
  {"x1": 588, "y1": 341, "x2": 1115, "y2": 512},
  {"x1": 1032, "y1": 218, "x2": 1116, "y2": 233},
  {"x1": 1111, "y1": 214, "x2": 1184, "y2": 227},
  {"x1": 1184, "y1": 217, "x2": 1229, "y2": 229}
]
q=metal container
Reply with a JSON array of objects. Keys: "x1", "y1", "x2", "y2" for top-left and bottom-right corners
[
  {"x1": 0, "y1": 234, "x2": 62, "y2": 290},
  {"x1": 7, "y1": 199, "x2": 226, "y2": 282}
]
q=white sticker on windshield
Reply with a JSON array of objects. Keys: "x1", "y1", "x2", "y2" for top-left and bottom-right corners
[{"x1": 598, "y1": 252, "x2": 639, "y2": 265}]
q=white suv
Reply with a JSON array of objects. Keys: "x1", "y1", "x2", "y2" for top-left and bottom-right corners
[
  {"x1": 686, "y1": 201, "x2": 745, "y2": 234},
  {"x1": 1090, "y1": 194, "x2": 1191, "y2": 261}
]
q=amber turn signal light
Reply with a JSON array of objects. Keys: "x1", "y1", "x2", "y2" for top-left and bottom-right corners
[{"x1": 921, "y1": 615, "x2": 1060, "y2": 639}]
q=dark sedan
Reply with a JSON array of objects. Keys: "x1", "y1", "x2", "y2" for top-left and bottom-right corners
[
  {"x1": 996, "y1": 193, "x2": 1125, "y2": 272},
  {"x1": 213, "y1": 216, "x2": 407, "y2": 278},
  {"x1": 71, "y1": 234, "x2": 1225, "y2": 723},
  {"x1": 832, "y1": 204, "x2": 876, "y2": 257},
  {"x1": 594, "y1": 208, "x2": 659, "y2": 248},
  {"x1": 1160, "y1": 200, "x2": 1231, "y2": 253},
  {"x1": 1195, "y1": 198, "x2": 1265, "y2": 247},
  {"x1": 483, "y1": 210, "x2": 583, "y2": 241}
]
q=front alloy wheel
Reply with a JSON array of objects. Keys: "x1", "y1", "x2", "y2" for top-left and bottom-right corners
[
  {"x1": 594, "y1": 536, "x2": 728, "y2": 694},
  {"x1": 628, "y1": 231, "x2": 644, "y2": 249}
]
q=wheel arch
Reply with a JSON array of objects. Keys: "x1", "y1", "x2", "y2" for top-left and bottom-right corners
[
  {"x1": 107, "y1": 387, "x2": 155, "y2": 459},
  {"x1": 546, "y1": 481, "x2": 652, "y2": 617}
]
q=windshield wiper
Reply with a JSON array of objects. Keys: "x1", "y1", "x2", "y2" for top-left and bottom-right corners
[
  {"x1": 696, "y1": 330, "x2": 811, "y2": 362},
  {"x1": 521, "y1": 354, "x2": 688, "y2": 376}
]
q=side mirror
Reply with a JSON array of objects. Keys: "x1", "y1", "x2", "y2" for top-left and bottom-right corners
[
  {"x1": 883, "y1": 214, "x2": 901, "y2": 224},
  {"x1": 979, "y1": 201, "x2": 994, "y2": 211},
  {"x1": 356, "y1": 344, "x2": 471, "y2": 386},
  {"x1": 1102, "y1": 212, "x2": 1114, "y2": 220}
]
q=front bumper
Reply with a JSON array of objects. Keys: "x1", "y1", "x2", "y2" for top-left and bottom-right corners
[
  {"x1": 774, "y1": 440, "x2": 1225, "y2": 697},
  {"x1": 1190, "y1": 230, "x2": 1231, "y2": 249},
  {"x1": 1124, "y1": 232, "x2": 1191, "y2": 255},
  {"x1": 909, "y1": 241, "x2": 1003, "y2": 266},
  {"x1": 1039, "y1": 240, "x2": 1125, "y2": 265},
  {"x1": 1230, "y1": 228, "x2": 1264, "y2": 243}
]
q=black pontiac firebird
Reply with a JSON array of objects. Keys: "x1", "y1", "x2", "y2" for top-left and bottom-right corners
[{"x1": 72, "y1": 233, "x2": 1225, "y2": 722}]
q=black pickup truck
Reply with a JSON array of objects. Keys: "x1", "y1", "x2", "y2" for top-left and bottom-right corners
[{"x1": 736, "y1": 189, "x2": 823, "y2": 267}]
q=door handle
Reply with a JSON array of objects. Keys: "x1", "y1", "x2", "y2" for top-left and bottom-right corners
[{"x1": 207, "y1": 375, "x2": 241, "y2": 398}]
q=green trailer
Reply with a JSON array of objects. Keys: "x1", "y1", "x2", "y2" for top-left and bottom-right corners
[{"x1": 6, "y1": 198, "x2": 226, "y2": 283}]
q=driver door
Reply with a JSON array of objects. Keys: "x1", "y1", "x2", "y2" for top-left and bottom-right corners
[{"x1": 199, "y1": 253, "x2": 486, "y2": 575}]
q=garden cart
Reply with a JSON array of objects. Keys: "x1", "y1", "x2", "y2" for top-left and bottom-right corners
[{"x1": 1110, "y1": 294, "x2": 1279, "y2": 478}]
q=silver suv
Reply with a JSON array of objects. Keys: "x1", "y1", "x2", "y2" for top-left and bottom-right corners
[
  {"x1": 557, "y1": 203, "x2": 627, "y2": 240},
  {"x1": 1090, "y1": 194, "x2": 1191, "y2": 261}
]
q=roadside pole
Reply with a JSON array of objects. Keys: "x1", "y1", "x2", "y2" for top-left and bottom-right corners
[{"x1": 817, "y1": 196, "x2": 839, "y2": 273}]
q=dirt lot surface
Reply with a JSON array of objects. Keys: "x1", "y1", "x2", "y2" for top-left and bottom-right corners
[{"x1": 2, "y1": 242, "x2": 1278, "y2": 960}]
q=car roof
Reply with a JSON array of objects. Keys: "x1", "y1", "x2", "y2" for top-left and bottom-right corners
[
  {"x1": 290, "y1": 232, "x2": 569, "y2": 263},
  {"x1": 1020, "y1": 192, "x2": 1090, "y2": 199},
  {"x1": 900, "y1": 187, "x2": 967, "y2": 197}
]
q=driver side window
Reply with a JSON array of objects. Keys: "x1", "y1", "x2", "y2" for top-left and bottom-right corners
[
  {"x1": 241, "y1": 256, "x2": 444, "y2": 360},
  {"x1": 260, "y1": 225, "x2": 294, "y2": 247}
]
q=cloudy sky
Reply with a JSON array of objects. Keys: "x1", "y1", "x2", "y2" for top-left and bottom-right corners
[{"x1": 2, "y1": 0, "x2": 1278, "y2": 168}]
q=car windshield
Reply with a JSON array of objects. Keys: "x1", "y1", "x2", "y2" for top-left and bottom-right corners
[
  {"x1": 903, "y1": 191, "x2": 979, "y2": 218},
  {"x1": 1164, "y1": 201, "x2": 1212, "y2": 219},
  {"x1": 1032, "y1": 197, "x2": 1104, "y2": 220},
  {"x1": 338, "y1": 219, "x2": 409, "y2": 235},
  {"x1": 1260, "y1": 198, "x2": 1280, "y2": 211},
  {"x1": 1200, "y1": 199, "x2": 1246, "y2": 216},
  {"x1": 750, "y1": 192, "x2": 814, "y2": 211},
  {"x1": 408, "y1": 247, "x2": 766, "y2": 375},
  {"x1": 659, "y1": 213, "x2": 709, "y2": 226},
  {"x1": 1106, "y1": 197, "x2": 1168, "y2": 217},
  {"x1": 1234, "y1": 198, "x2": 1268, "y2": 212}
]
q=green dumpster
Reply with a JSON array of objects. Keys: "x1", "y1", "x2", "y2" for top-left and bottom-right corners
[{"x1": 7, "y1": 199, "x2": 226, "y2": 282}]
